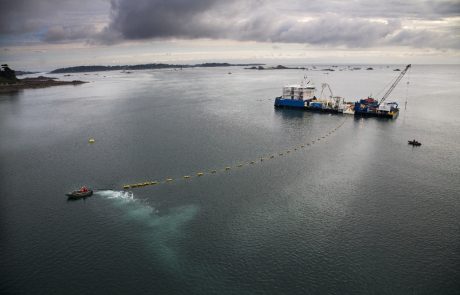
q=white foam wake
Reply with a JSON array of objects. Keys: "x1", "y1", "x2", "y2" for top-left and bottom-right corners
[{"x1": 96, "y1": 190, "x2": 134, "y2": 201}]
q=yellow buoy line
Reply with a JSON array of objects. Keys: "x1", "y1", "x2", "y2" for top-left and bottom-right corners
[{"x1": 122, "y1": 119, "x2": 347, "y2": 190}]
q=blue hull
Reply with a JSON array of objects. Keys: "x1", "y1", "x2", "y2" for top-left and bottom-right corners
[
  {"x1": 353, "y1": 101, "x2": 399, "y2": 119},
  {"x1": 274, "y1": 98, "x2": 340, "y2": 114},
  {"x1": 274, "y1": 97, "x2": 306, "y2": 108}
]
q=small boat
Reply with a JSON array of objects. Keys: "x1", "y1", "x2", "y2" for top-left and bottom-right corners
[
  {"x1": 408, "y1": 140, "x2": 421, "y2": 146},
  {"x1": 66, "y1": 187, "x2": 93, "y2": 200}
]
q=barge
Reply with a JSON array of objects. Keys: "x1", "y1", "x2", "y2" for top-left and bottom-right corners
[
  {"x1": 274, "y1": 64, "x2": 411, "y2": 119},
  {"x1": 274, "y1": 82, "x2": 354, "y2": 114}
]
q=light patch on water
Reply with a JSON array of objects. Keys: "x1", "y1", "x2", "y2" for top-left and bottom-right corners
[
  {"x1": 97, "y1": 190, "x2": 199, "y2": 272},
  {"x1": 144, "y1": 204, "x2": 199, "y2": 271}
]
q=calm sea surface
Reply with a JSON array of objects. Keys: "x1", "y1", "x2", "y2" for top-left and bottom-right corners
[{"x1": 1, "y1": 65, "x2": 459, "y2": 294}]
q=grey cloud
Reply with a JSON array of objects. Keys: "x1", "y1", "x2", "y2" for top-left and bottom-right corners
[
  {"x1": 104, "y1": 0, "x2": 459, "y2": 49},
  {"x1": 0, "y1": 0, "x2": 459, "y2": 50},
  {"x1": 389, "y1": 28, "x2": 460, "y2": 49},
  {"x1": 0, "y1": 0, "x2": 109, "y2": 40},
  {"x1": 427, "y1": 0, "x2": 460, "y2": 17},
  {"x1": 270, "y1": 18, "x2": 401, "y2": 47},
  {"x1": 283, "y1": 0, "x2": 460, "y2": 19},
  {"x1": 43, "y1": 25, "x2": 99, "y2": 43}
]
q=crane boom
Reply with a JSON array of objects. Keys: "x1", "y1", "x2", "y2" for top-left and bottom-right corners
[
  {"x1": 379, "y1": 64, "x2": 411, "y2": 105},
  {"x1": 320, "y1": 83, "x2": 333, "y2": 98}
]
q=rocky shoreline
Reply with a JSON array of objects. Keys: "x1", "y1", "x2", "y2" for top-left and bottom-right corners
[{"x1": 0, "y1": 76, "x2": 87, "y2": 93}]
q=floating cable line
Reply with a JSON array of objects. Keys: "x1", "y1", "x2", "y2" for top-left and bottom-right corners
[{"x1": 122, "y1": 119, "x2": 347, "y2": 190}]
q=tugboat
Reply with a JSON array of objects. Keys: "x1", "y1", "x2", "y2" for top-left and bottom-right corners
[
  {"x1": 408, "y1": 139, "x2": 422, "y2": 146},
  {"x1": 66, "y1": 186, "x2": 93, "y2": 200}
]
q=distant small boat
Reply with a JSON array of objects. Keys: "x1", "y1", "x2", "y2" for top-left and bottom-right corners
[
  {"x1": 66, "y1": 187, "x2": 93, "y2": 200},
  {"x1": 408, "y1": 140, "x2": 421, "y2": 146}
]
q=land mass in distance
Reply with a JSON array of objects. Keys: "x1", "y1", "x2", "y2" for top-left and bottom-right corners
[
  {"x1": 0, "y1": 76, "x2": 87, "y2": 93},
  {"x1": 51, "y1": 62, "x2": 265, "y2": 74}
]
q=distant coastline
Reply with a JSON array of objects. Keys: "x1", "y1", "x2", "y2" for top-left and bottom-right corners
[
  {"x1": 245, "y1": 65, "x2": 307, "y2": 70},
  {"x1": 50, "y1": 62, "x2": 265, "y2": 74}
]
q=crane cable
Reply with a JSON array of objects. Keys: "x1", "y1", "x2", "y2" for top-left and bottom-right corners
[
  {"x1": 374, "y1": 69, "x2": 399, "y2": 99},
  {"x1": 404, "y1": 66, "x2": 411, "y2": 110}
]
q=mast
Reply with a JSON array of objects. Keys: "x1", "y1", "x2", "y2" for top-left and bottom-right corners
[{"x1": 379, "y1": 64, "x2": 411, "y2": 105}]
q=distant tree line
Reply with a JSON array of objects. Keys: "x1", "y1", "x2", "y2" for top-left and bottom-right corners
[
  {"x1": 50, "y1": 62, "x2": 265, "y2": 73},
  {"x1": 0, "y1": 64, "x2": 18, "y2": 82}
]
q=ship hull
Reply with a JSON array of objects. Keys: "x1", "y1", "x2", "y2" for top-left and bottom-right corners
[
  {"x1": 354, "y1": 110, "x2": 399, "y2": 119},
  {"x1": 274, "y1": 98, "x2": 306, "y2": 108},
  {"x1": 274, "y1": 98, "x2": 342, "y2": 114}
]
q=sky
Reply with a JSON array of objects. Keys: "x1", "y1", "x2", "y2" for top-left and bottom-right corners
[{"x1": 1, "y1": 0, "x2": 459, "y2": 70}]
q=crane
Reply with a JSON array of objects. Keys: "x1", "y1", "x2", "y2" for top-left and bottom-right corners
[
  {"x1": 321, "y1": 83, "x2": 343, "y2": 109},
  {"x1": 320, "y1": 83, "x2": 333, "y2": 99},
  {"x1": 379, "y1": 64, "x2": 411, "y2": 105}
]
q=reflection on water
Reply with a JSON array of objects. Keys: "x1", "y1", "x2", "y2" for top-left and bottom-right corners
[{"x1": 0, "y1": 90, "x2": 21, "y2": 101}]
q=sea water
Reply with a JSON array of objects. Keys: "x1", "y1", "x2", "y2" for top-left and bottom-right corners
[{"x1": 1, "y1": 65, "x2": 459, "y2": 294}]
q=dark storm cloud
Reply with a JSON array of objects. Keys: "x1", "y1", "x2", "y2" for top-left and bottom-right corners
[
  {"x1": 104, "y1": 0, "x2": 459, "y2": 49},
  {"x1": 108, "y1": 0, "x2": 220, "y2": 39}
]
